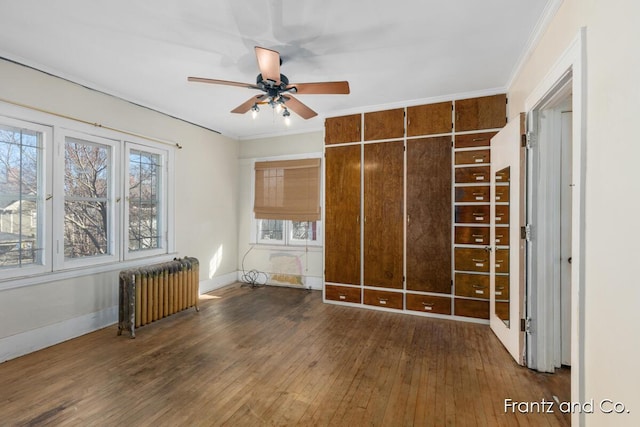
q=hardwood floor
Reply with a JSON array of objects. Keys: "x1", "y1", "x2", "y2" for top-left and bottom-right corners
[{"x1": 0, "y1": 284, "x2": 570, "y2": 426}]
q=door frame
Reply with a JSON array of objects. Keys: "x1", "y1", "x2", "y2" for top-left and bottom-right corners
[{"x1": 524, "y1": 28, "x2": 586, "y2": 426}]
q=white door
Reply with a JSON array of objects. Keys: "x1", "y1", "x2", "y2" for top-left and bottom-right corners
[{"x1": 489, "y1": 113, "x2": 526, "y2": 365}]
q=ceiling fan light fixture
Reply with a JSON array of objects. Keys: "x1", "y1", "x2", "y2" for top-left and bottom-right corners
[
  {"x1": 251, "y1": 103, "x2": 260, "y2": 119},
  {"x1": 282, "y1": 108, "x2": 291, "y2": 126}
]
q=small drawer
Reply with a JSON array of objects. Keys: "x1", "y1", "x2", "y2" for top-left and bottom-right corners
[
  {"x1": 495, "y1": 227, "x2": 510, "y2": 246},
  {"x1": 496, "y1": 168, "x2": 510, "y2": 183},
  {"x1": 406, "y1": 293, "x2": 451, "y2": 315},
  {"x1": 325, "y1": 284, "x2": 361, "y2": 303},
  {"x1": 455, "y1": 247, "x2": 490, "y2": 272},
  {"x1": 494, "y1": 185, "x2": 510, "y2": 202},
  {"x1": 495, "y1": 205, "x2": 510, "y2": 224},
  {"x1": 363, "y1": 289, "x2": 403, "y2": 310},
  {"x1": 495, "y1": 275, "x2": 510, "y2": 300},
  {"x1": 454, "y1": 298, "x2": 489, "y2": 319},
  {"x1": 454, "y1": 132, "x2": 498, "y2": 148},
  {"x1": 455, "y1": 205, "x2": 490, "y2": 224},
  {"x1": 455, "y1": 166, "x2": 490, "y2": 183},
  {"x1": 455, "y1": 273, "x2": 490, "y2": 299},
  {"x1": 455, "y1": 186, "x2": 490, "y2": 202},
  {"x1": 455, "y1": 149, "x2": 490, "y2": 165},
  {"x1": 495, "y1": 249, "x2": 510, "y2": 274},
  {"x1": 455, "y1": 226, "x2": 489, "y2": 245}
]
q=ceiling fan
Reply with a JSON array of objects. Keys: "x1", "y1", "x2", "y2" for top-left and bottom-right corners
[{"x1": 188, "y1": 46, "x2": 350, "y2": 120}]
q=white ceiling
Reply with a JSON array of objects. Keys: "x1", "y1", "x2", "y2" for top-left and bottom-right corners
[{"x1": 0, "y1": 0, "x2": 552, "y2": 140}]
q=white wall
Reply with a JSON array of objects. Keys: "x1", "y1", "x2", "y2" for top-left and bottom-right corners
[
  {"x1": 509, "y1": 1, "x2": 640, "y2": 425},
  {"x1": 237, "y1": 132, "x2": 324, "y2": 289},
  {"x1": 0, "y1": 60, "x2": 239, "y2": 361}
]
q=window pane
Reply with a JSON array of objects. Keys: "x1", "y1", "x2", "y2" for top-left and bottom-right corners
[
  {"x1": 64, "y1": 200, "x2": 108, "y2": 257},
  {"x1": 259, "y1": 219, "x2": 283, "y2": 241},
  {"x1": 129, "y1": 149, "x2": 162, "y2": 251},
  {"x1": 0, "y1": 124, "x2": 43, "y2": 268},
  {"x1": 290, "y1": 221, "x2": 318, "y2": 241},
  {"x1": 64, "y1": 138, "x2": 110, "y2": 259}
]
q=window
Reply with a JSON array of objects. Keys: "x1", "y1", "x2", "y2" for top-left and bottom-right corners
[
  {"x1": 124, "y1": 143, "x2": 168, "y2": 259},
  {"x1": 252, "y1": 157, "x2": 322, "y2": 247},
  {"x1": 64, "y1": 137, "x2": 112, "y2": 259},
  {"x1": 128, "y1": 148, "x2": 162, "y2": 252},
  {"x1": 256, "y1": 219, "x2": 321, "y2": 246},
  {"x1": 0, "y1": 106, "x2": 173, "y2": 283},
  {"x1": 0, "y1": 119, "x2": 47, "y2": 272}
]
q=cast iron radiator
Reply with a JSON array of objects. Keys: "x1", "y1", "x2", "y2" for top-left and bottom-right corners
[{"x1": 118, "y1": 257, "x2": 200, "y2": 338}]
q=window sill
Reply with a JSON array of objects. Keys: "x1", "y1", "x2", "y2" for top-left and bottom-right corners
[
  {"x1": 250, "y1": 243, "x2": 323, "y2": 252},
  {"x1": 0, "y1": 253, "x2": 179, "y2": 292}
]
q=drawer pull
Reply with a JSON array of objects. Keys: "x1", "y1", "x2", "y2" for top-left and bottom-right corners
[
  {"x1": 472, "y1": 234, "x2": 484, "y2": 238},
  {"x1": 472, "y1": 258, "x2": 486, "y2": 262},
  {"x1": 472, "y1": 284, "x2": 485, "y2": 289},
  {"x1": 472, "y1": 192, "x2": 484, "y2": 196},
  {"x1": 339, "y1": 294, "x2": 346, "y2": 300},
  {"x1": 379, "y1": 298, "x2": 388, "y2": 305},
  {"x1": 472, "y1": 212, "x2": 485, "y2": 216},
  {"x1": 422, "y1": 302, "x2": 434, "y2": 311},
  {"x1": 472, "y1": 137, "x2": 488, "y2": 142}
]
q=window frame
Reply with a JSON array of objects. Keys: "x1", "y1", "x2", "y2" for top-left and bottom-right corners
[
  {"x1": 0, "y1": 116, "x2": 52, "y2": 280},
  {"x1": 53, "y1": 129, "x2": 120, "y2": 270},
  {"x1": 124, "y1": 141, "x2": 173, "y2": 260}
]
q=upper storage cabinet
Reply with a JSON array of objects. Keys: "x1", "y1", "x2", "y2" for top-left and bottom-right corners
[
  {"x1": 325, "y1": 114, "x2": 361, "y2": 145},
  {"x1": 364, "y1": 108, "x2": 404, "y2": 141},
  {"x1": 455, "y1": 94, "x2": 507, "y2": 132},
  {"x1": 406, "y1": 101, "x2": 453, "y2": 137}
]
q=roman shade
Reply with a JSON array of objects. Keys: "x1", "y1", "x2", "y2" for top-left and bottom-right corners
[{"x1": 254, "y1": 158, "x2": 321, "y2": 221}]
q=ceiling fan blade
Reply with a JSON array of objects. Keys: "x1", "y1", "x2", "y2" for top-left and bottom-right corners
[
  {"x1": 286, "y1": 81, "x2": 350, "y2": 95},
  {"x1": 283, "y1": 95, "x2": 317, "y2": 119},
  {"x1": 255, "y1": 46, "x2": 281, "y2": 85},
  {"x1": 231, "y1": 95, "x2": 266, "y2": 114},
  {"x1": 188, "y1": 77, "x2": 260, "y2": 90}
]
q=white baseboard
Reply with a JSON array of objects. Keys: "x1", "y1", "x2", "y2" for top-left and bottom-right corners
[
  {"x1": 198, "y1": 271, "x2": 238, "y2": 294},
  {"x1": 0, "y1": 305, "x2": 117, "y2": 363}
]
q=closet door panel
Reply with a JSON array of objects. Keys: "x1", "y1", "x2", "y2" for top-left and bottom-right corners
[
  {"x1": 455, "y1": 94, "x2": 507, "y2": 132},
  {"x1": 364, "y1": 109, "x2": 405, "y2": 141},
  {"x1": 325, "y1": 114, "x2": 361, "y2": 145},
  {"x1": 325, "y1": 145, "x2": 361, "y2": 285},
  {"x1": 407, "y1": 102, "x2": 453, "y2": 136},
  {"x1": 406, "y1": 136, "x2": 452, "y2": 293},
  {"x1": 364, "y1": 141, "x2": 404, "y2": 289}
]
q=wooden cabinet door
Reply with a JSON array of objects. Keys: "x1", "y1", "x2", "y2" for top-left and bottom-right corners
[
  {"x1": 455, "y1": 94, "x2": 507, "y2": 132},
  {"x1": 364, "y1": 108, "x2": 404, "y2": 141},
  {"x1": 406, "y1": 101, "x2": 452, "y2": 136},
  {"x1": 325, "y1": 114, "x2": 361, "y2": 145},
  {"x1": 325, "y1": 145, "x2": 361, "y2": 285},
  {"x1": 363, "y1": 141, "x2": 404, "y2": 288},
  {"x1": 406, "y1": 136, "x2": 452, "y2": 293}
]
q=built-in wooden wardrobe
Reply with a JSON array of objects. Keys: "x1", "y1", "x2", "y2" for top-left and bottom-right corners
[{"x1": 324, "y1": 94, "x2": 507, "y2": 321}]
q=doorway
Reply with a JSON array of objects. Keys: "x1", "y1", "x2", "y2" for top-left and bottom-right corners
[{"x1": 526, "y1": 74, "x2": 573, "y2": 373}]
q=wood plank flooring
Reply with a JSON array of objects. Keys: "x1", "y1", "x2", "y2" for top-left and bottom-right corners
[{"x1": 0, "y1": 284, "x2": 570, "y2": 426}]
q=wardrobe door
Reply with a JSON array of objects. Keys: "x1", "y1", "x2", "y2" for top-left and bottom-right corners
[
  {"x1": 455, "y1": 94, "x2": 507, "y2": 132},
  {"x1": 363, "y1": 141, "x2": 404, "y2": 289},
  {"x1": 325, "y1": 114, "x2": 361, "y2": 145},
  {"x1": 325, "y1": 145, "x2": 361, "y2": 285},
  {"x1": 406, "y1": 136, "x2": 452, "y2": 293},
  {"x1": 364, "y1": 109, "x2": 404, "y2": 141}
]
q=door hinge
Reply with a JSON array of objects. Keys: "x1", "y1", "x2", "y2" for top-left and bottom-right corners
[
  {"x1": 520, "y1": 224, "x2": 531, "y2": 241},
  {"x1": 524, "y1": 131, "x2": 535, "y2": 149},
  {"x1": 521, "y1": 317, "x2": 533, "y2": 334}
]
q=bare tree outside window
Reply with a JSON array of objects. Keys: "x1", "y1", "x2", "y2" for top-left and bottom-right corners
[
  {"x1": 64, "y1": 138, "x2": 109, "y2": 258},
  {"x1": 0, "y1": 124, "x2": 41, "y2": 268},
  {"x1": 129, "y1": 149, "x2": 162, "y2": 251}
]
